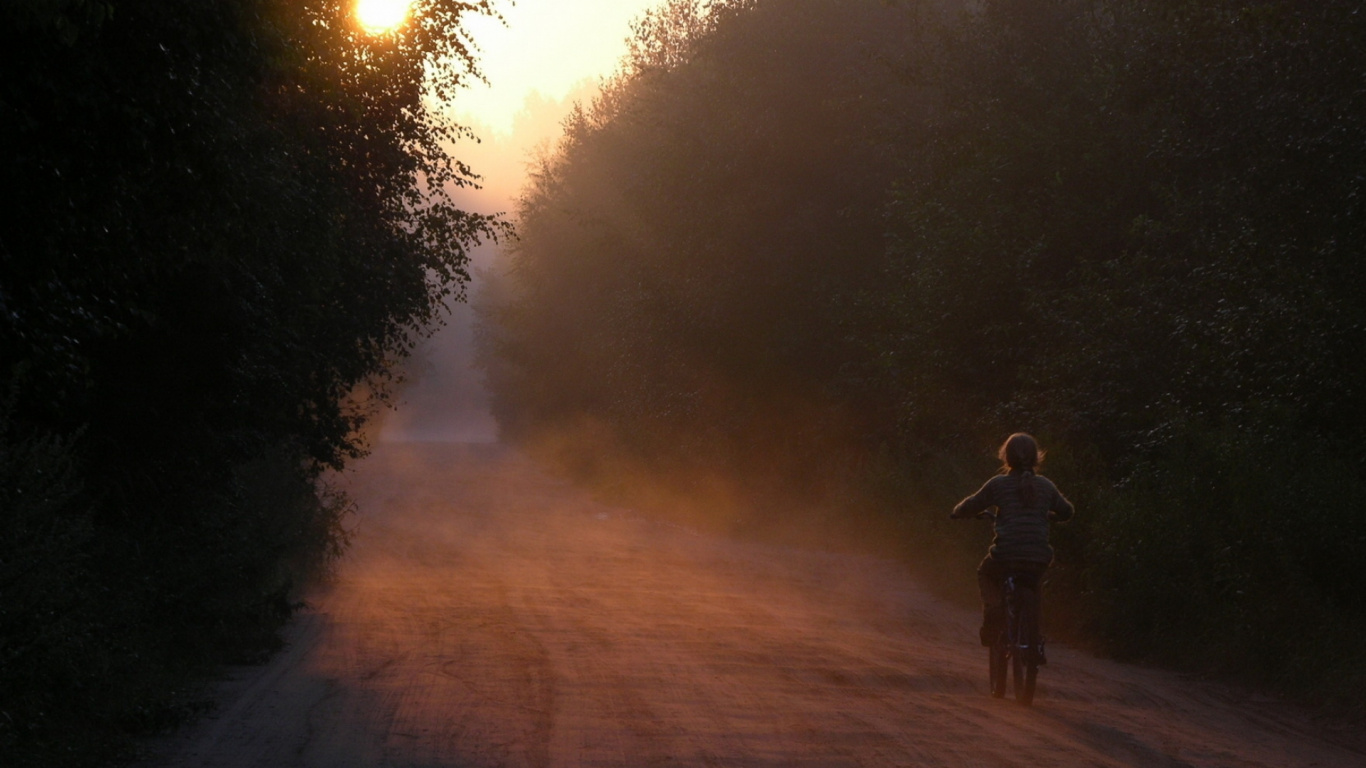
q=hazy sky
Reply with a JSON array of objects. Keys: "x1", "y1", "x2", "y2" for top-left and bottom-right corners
[{"x1": 452, "y1": 0, "x2": 661, "y2": 136}]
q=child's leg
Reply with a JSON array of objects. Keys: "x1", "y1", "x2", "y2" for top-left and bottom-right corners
[{"x1": 976, "y1": 557, "x2": 1004, "y2": 646}]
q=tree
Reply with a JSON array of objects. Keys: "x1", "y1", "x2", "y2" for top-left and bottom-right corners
[
  {"x1": 0, "y1": 2, "x2": 502, "y2": 764},
  {"x1": 482, "y1": 0, "x2": 920, "y2": 513}
]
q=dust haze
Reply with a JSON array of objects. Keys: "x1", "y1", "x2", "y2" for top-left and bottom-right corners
[{"x1": 139, "y1": 443, "x2": 1366, "y2": 767}]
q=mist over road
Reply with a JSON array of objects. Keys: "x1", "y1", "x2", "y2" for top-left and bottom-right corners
[{"x1": 142, "y1": 443, "x2": 1363, "y2": 767}]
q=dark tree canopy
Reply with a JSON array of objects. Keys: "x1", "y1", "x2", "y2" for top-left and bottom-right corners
[{"x1": 0, "y1": 2, "x2": 501, "y2": 764}]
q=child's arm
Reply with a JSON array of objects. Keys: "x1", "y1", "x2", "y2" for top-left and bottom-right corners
[
  {"x1": 1048, "y1": 485, "x2": 1075, "y2": 522},
  {"x1": 951, "y1": 479, "x2": 996, "y2": 519}
]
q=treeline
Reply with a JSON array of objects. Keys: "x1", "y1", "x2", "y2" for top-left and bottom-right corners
[
  {"x1": 0, "y1": 2, "x2": 496, "y2": 765},
  {"x1": 481, "y1": 0, "x2": 1366, "y2": 707}
]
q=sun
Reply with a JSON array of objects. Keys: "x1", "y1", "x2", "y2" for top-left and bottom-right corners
[{"x1": 356, "y1": 0, "x2": 411, "y2": 33}]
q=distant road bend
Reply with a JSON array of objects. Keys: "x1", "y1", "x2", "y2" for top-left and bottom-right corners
[{"x1": 141, "y1": 443, "x2": 1365, "y2": 768}]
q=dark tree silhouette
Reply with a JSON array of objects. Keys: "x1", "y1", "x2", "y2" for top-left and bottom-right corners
[{"x1": 0, "y1": 2, "x2": 501, "y2": 764}]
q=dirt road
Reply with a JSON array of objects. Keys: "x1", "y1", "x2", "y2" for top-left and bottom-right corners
[{"x1": 140, "y1": 442, "x2": 1364, "y2": 767}]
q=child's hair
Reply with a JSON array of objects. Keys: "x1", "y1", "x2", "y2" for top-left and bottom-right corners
[{"x1": 998, "y1": 433, "x2": 1045, "y2": 505}]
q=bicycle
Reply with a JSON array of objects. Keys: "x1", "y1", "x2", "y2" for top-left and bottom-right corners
[
  {"x1": 988, "y1": 569, "x2": 1043, "y2": 705},
  {"x1": 974, "y1": 510, "x2": 1045, "y2": 705}
]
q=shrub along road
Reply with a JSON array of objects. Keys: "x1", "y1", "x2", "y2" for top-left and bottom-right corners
[{"x1": 138, "y1": 442, "x2": 1364, "y2": 767}]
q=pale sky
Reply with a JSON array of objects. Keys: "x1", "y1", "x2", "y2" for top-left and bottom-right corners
[{"x1": 451, "y1": 0, "x2": 662, "y2": 136}]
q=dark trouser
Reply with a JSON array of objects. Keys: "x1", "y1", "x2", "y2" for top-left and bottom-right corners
[{"x1": 976, "y1": 557, "x2": 1047, "y2": 644}]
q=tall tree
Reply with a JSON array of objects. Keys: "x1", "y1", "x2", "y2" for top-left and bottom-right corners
[
  {"x1": 483, "y1": 0, "x2": 920, "y2": 506},
  {"x1": 0, "y1": 2, "x2": 501, "y2": 764}
]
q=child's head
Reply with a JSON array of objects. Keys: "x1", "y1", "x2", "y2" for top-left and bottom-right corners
[{"x1": 998, "y1": 432, "x2": 1044, "y2": 473}]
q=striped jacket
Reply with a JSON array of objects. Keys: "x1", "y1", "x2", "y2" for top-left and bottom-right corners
[{"x1": 951, "y1": 471, "x2": 1074, "y2": 564}]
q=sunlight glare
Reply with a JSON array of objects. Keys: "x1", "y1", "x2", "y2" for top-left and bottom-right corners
[{"x1": 357, "y1": 0, "x2": 411, "y2": 33}]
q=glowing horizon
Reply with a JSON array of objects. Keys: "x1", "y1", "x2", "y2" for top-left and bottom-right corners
[{"x1": 450, "y1": 0, "x2": 661, "y2": 136}]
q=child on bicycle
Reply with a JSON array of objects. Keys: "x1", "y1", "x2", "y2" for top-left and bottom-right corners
[{"x1": 951, "y1": 433, "x2": 1074, "y2": 647}]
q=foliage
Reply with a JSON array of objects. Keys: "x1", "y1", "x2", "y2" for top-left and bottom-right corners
[
  {"x1": 0, "y1": 1, "x2": 499, "y2": 764},
  {"x1": 482, "y1": 0, "x2": 1366, "y2": 709},
  {"x1": 482, "y1": 0, "x2": 920, "y2": 524},
  {"x1": 870, "y1": 0, "x2": 1366, "y2": 702}
]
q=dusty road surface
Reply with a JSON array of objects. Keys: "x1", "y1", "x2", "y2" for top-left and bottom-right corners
[{"x1": 141, "y1": 442, "x2": 1364, "y2": 768}]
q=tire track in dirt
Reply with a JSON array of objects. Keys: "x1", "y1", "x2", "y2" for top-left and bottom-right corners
[{"x1": 138, "y1": 442, "x2": 1366, "y2": 768}]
